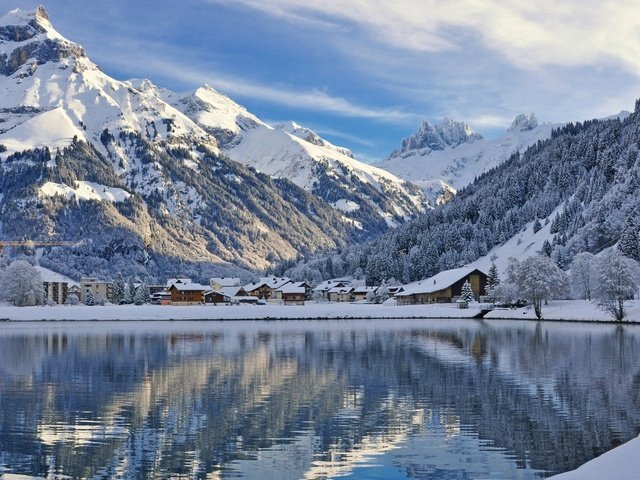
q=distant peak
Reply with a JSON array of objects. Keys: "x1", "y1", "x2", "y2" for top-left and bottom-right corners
[
  {"x1": 391, "y1": 117, "x2": 482, "y2": 157},
  {"x1": 508, "y1": 113, "x2": 538, "y2": 132},
  {"x1": 35, "y1": 5, "x2": 49, "y2": 21}
]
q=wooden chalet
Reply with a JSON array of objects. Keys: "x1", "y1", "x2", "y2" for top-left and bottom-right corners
[
  {"x1": 168, "y1": 282, "x2": 209, "y2": 305},
  {"x1": 395, "y1": 267, "x2": 488, "y2": 305},
  {"x1": 244, "y1": 277, "x2": 291, "y2": 300},
  {"x1": 277, "y1": 283, "x2": 307, "y2": 305}
]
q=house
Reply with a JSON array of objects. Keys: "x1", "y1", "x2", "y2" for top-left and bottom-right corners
[
  {"x1": 312, "y1": 279, "x2": 351, "y2": 300},
  {"x1": 166, "y1": 277, "x2": 192, "y2": 287},
  {"x1": 210, "y1": 277, "x2": 242, "y2": 290},
  {"x1": 151, "y1": 291, "x2": 172, "y2": 305},
  {"x1": 244, "y1": 277, "x2": 291, "y2": 300},
  {"x1": 327, "y1": 285, "x2": 355, "y2": 302},
  {"x1": 203, "y1": 290, "x2": 231, "y2": 305},
  {"x1": 80, "y1": 277, "x2": 114, "y2": 304},
  {"x1": 168, "y1": 282, "x2": 209, "y2": 305},
  {"x1": 352, "y1": 286, "x2": 378, "y2": 302},
  {"x1": 395, "y1": 267, "x2": 488, "y2": 305},
  {"x1": 276, "y1": 283, "x2": 307, "y2": 305}
]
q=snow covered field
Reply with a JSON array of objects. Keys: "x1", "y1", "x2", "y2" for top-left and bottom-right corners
[
  {"x1": 485, "y1": 300, "x2": 640, "y2": 322},
  {"x1": 1, "y1": 300, "x2": 639, "y2": 322},
  {"x1": 0, "y1": 302, "x2": 482, "y2": 322}
]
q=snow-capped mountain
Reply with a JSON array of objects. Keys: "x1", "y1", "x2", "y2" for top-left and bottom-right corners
[
  {"x1": 0, "y1": 6, "x2": 421, "y2": 280},
  {"x1": 375, "y1": 115, "x2": 560, "y2": 204},
  {"x1": 163, "y1": 86, "x2": 429, "y2": 230}
]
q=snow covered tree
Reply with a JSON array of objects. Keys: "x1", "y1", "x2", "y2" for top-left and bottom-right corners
[
  {"x1": 617, "y1": 215, "x2": 640, "y2": 261},
  {"x1": 485, "y1": 262, "x2": 500, "y2": 301},
  {"x1": 123, "y1": 278, "x2": 135, "y2": 304},
  {"x1": 533, "y1": 218, "x2": 542, "y2": 233},
  {"x1": 134, "y1": 280, "x2": 151, "y2": 305},
  {"x1": 541, "y1": 240, "x2": 553, "y2": 257},
  {"x1": 593, "y1": 249, "x2": 638, "y2": 321},
  {"x1": 65, "y1": 293, "x2": 79, "y2": 305},
  {"x1": 0, "y1": 260, "x2": 44, "y2": 306},
  {"x1": 571, "y1": 252, "x2": 596, "y2": 300},
  {"x1": 459, "y1": 280, "x2": 474, "y2": 303},
  {"x1": 113, "y1": 272, "x2": 125, "y2": 304},
  {"x1": 85, "y1": 290, "x2": 95, "y2": 306},
  {"x1": 507, "y1": 255, "x2": 570, "y2": 319}
]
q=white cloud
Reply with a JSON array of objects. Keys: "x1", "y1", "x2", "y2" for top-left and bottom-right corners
[{"x1": 210, "y1": 0, "x2": 640, "y2": 77}]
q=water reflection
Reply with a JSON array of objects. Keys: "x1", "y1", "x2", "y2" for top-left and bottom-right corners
[{"x1": 0, "y1": 319, "x2": 638, "y2": 479}]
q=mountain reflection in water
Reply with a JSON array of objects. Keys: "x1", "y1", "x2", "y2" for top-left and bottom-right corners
[{"x1": 0, "y1": 319, "x2": 638, "y2": 479}]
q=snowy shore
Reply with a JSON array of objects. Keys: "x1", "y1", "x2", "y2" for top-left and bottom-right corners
[
  {"x1": 0, "y1": 302, "x2": 482, "y2": 322},
  {"x1": 548, "y1": 435, "x2": 640, "y2": 480},
  {"x1": 1, "y1": 300, "x2": 639, "y2": 322}
]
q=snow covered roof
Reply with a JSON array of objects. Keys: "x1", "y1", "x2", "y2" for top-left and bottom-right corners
[
  {"x1": 244, "y1": 277, "x2": 291, "y2": 292},
  {"x1": 169, "y1": 283, "x2": 209, "y2": 292},
  {"x1": 353, "y1": 286, "x2": 378, "y2": 294},
  {"x1": 36, "y1": 265, "x2": 78, "y2": 286},
  {"x1": 328, "y1": 286, "x2": 355, "y2": 294},
  {"x1": 396, "y1": 267, "x2": 487, "y2": 296},
  {"x1": 219, "y1": 286, "x2": 246, "y2": 297},
  {"x1": 277, "y1": 284, "x2": 306, "y2": 294},
  {"x1": 166, "y1": 277, "x2": 192, "y2": 287},
  {"x1": 313, "y1": 279, "x2": 351, "y2": 292}
]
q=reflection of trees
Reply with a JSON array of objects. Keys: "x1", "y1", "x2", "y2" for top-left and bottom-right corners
[{"x1": 0, "y1": 323, "x2": 639, "y2": 478}]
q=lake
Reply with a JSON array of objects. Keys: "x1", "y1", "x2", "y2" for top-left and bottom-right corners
[{"x1": 0, "y1": 319, "x2": 638, "y2": 479}]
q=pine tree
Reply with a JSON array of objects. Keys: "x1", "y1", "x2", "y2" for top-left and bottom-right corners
[
  {"x1": 541, "y1": 240, "x2": 553, "y2": 257},
  {"x1": 485, "y1": 262, "x2": 500, "y2": 301},
  {"x1": 460, "y1": 280, "x2": 474, "y2": 303},
  {"x1": 134, "y1": 280, "x2": 151, "y2": 305},
  {"x1": 113, "y1": 272, "x2": 125, "y2": 304},
  {"x1": 618, "y1": 215, "x2": 640, "y2": 261},
  {"x1": 85, "y1": 290, "x2": 95, "y2": 306},
  {"x1": 533, "y1": 218, "x2": 542, "y2": 233}
]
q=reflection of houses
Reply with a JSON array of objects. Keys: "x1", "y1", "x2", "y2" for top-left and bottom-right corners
[
  {"x1": 168, "y1": 282, "x2": 209, "y2": 305},
  {"x1": 313, "y1": 279, "x2": 351, "y2": 300},
  {"x1": 244, "y1": 277, "x2": 291, "y2": 300},
  {"x1": 396, "y1": 267, "x2": 487, "y2": 305},
  {"x1": 353, "y1": 286, "x2": 378, "y2": 302},
  {"x1": 80, "y1": 277, "x2": 114, "y2": 303}
]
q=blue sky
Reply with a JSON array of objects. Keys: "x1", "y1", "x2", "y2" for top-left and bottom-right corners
[{"x1": 10, "y1": 0, "x2": 640, "y2": 162}]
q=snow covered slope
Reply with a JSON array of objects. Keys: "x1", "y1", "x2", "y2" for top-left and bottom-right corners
[
  {"x1": 164, "y1": 86, "x2": 429, "y2": 230},
  {"x1": 375, "y1": 115, "x2": 559, "y2": 203},
  {"x1": 0, "y1": 6, "x2": 385, "y2": 279}
]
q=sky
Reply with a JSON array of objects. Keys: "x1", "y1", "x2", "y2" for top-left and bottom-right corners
[{"x1": 8, "y1": 1, "x2": 640, "y2": 162}]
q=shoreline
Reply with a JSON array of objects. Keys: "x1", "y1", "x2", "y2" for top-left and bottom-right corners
[{"x1": 1, "y1": 301, "x2": 640, "y2": 324}]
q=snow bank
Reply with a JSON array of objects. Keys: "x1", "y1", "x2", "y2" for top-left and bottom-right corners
[
  {"x1": 484, "y1": 300, "x2": 640, "y2": 322},
  {"x1": 548, "y1": 435, "x2": 640, "y2": 480},
  {"x1": 0, "y1": 303, "x2": 481, "y2": 322}
]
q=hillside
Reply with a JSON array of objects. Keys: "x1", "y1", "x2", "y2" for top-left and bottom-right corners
[
  {"x1": 285, "y1": 102, "x2": 640, "y2": 285},
  {"x1": 0, "y1": 7, "x2": 426, "y2": 281}
]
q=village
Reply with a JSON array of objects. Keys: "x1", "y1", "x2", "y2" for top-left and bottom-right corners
[{"x1": 40, "y1": 266, "x2": 489, "y2": 308}]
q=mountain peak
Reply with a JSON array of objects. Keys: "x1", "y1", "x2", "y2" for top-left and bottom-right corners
[
  {"x1": 390, "y1": 117, "x2": 482, "y2": 158},
  {"x1": 508, "y1": 113, "x2": 538, "y2": 132},
  {"x1": 0, "y1": 6, "x2": 87, "y2": 77},
  {"x1": 275, "y1": 121, "x2": 355, "y2": 158}
]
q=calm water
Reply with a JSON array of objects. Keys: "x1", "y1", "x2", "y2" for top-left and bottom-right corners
[{"x1": 0, "y1": 319, "x2": 639, "y2": 480}]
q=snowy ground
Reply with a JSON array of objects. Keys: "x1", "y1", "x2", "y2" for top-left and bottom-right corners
[
  {"x1": 548, "y1": 435, "x2": 640, "y2": 480},
  {"x1": 1, "y1": 300, "x2": 638, "y2": 322},
  {"x1": 0, "y1": 302, "x2": 483, "y2": 322},
  {"x1": 484, "y1": 299, "x2": 640, "y2": 322}
]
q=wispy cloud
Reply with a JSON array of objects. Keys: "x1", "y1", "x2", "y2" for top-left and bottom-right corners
[{"x1": 209, "y1": 0, "x2": 640, "y2": 77}]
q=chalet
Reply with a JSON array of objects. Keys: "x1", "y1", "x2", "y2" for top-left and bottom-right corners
[
  {"x1": 312, "y1": 279, "x2": 351, "y2": 300},
  {"x1": 276, "y1": 283, "x2": 306, "y2": 305},
  {"x1": 395, "y1": 267, "x2": 488, "y2": 305},
  {"x1": 151, "y1": 291, "x2": 172, "y2": 305},
  {"x1": 327, "y1": 285, "x2": 355, "y2": 303},
  {"x1": 168, "y1": 282, "x2": 209, "y2": 305},
  {"x1": 203, "y1": 290, "x2": 231, "y2": 305},
  {"x1": 352, "y1": 286, "x2": 378, "y2": 302},
  {"x1": 244, "y1": 277, "x2": 291, "y2": 300},
  {"x1": 166, "y1": 277, "x2": 192, "y2": 287}
]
